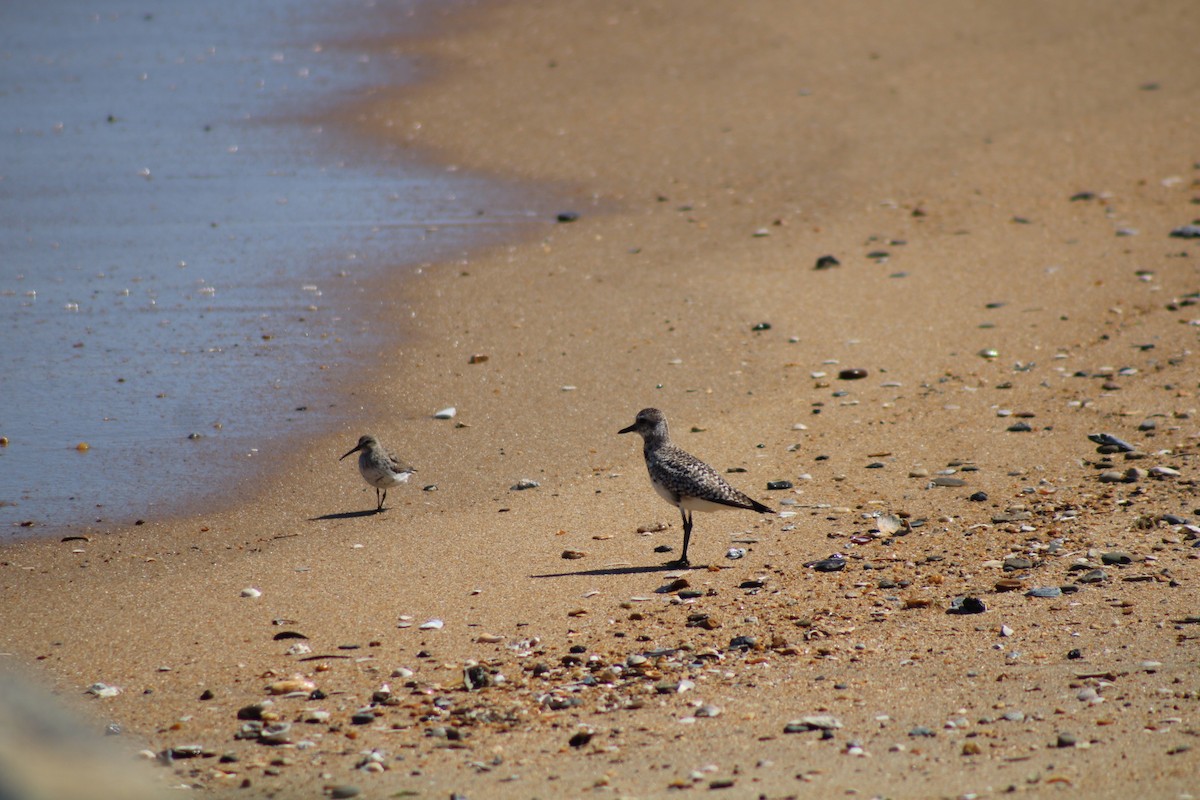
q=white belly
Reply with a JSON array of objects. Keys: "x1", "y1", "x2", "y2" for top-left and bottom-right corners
[
  {"x1": 652, "y1": 480, "x2": 737, "y2": 513},
  {"x1": 362, "y1": 465, "x2": 410, "y2": 489}
]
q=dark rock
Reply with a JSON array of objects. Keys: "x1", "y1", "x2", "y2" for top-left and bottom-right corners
[{"x1": 947, "y1": 597, "x2": 987, "y2": 615}]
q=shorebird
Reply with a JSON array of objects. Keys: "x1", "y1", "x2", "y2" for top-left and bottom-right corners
[
  {"x1": 619, "y1": 407, "x2": 772, "y2": 565},
  {"x1": 340, "y1": 434, "x2": 416, "y2": 511}
]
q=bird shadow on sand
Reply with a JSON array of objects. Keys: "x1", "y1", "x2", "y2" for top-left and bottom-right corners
[
  {"x1": 308, "y1": 508, "x2": 385, "y2": 521},
  {"x1": 531, "y1": 563, "x2": 702, "y2": 579}
]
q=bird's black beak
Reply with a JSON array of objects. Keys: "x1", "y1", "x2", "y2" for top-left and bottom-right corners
[
  {"x1": 618, "y1": 422, "x2": 637, "y2": 435},
  {"x1": 339, "y1": 443, "x2": 363, "y2": 461}
]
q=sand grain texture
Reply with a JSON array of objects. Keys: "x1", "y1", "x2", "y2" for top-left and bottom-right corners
[{"x1": 2, "y1": 1, "x2": 1199, "y2": 797}]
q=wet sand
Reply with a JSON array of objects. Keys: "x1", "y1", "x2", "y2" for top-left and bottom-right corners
[{"x1": 2, "y1": 1, "x2": 1199, "y2": 797}]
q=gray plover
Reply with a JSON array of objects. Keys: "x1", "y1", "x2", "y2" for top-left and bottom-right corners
[
  {"x1": 340, "y1": 434, "x2": 416, "y2": 511},
  {"x1": 619, "y1": 407, "x2": 772, "y2": 565}
]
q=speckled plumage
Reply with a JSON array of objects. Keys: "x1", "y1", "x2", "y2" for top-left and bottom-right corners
[
  {"x1": 620, "y1": 408, "x2": 772, "y2": 564},
  {"x1": 340, "y1": 434, "x2": 416, "y2": 511}
]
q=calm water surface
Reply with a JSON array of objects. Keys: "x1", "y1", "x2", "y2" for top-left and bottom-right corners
[{"x1": 0, "y1": 0, "x2": 546, "y2": 536}]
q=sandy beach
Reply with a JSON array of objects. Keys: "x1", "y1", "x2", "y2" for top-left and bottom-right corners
[{"x1": 3, "y1": 1, "x2": 1199, "y2": 798}]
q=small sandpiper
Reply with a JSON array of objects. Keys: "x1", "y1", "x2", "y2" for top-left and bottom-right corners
[
  {"x1": 619, "y1": 407, "x2": 772, "y2": 565},
  {"x1": 340, "y1": 434, "x2": 416, "y2": 511}
]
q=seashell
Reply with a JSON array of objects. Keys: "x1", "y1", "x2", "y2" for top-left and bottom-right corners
[
  {"x1": 266, "y1": 677, "x2": 316, "y2": 695},
  {"x1": 876, "y1": 514, "x2": 903, "y2": 535},
  {"x1": 433, "y1": 407, "x2": 456, "y2": 419}
]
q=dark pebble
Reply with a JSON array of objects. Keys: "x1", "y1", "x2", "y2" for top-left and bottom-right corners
[
  {"x1": 653, "y1": 544, "x2": 674, "y2": 553},
  {"x1": 237, "y1": 704, "x2": 266, "y2": 721},
  {"x1": 947, "y1": 597, "x2": 987, "y2": 615},
  {"x1": 556, "y1": 211, "x2": 580, "y2": 223},
  {"x1": 1169, "y1": 224, "x2": 1200, "y2": 238},
  {"x1": 350, "y1": 711, "x2": 375, "y2": 725},
  {"x1": 814, "y1": 255, "x2": 841, "y2": 270},
  {"x1": 751, "y1": 321, "x2": 772, "y2": 331},
  {"x1": 568, "y1": 730, "x2": 594, "y2": 748},
  {"x1": 1102, "y1": 551, "x2": 1134, "y2": 565},
  {"x1": 968, "y1": 491, "x2": 988, "y2": 502},
  {"x1": 806, "y1": 556, "x2": 846, "y2": 572},
  {"x1": 866, "y1": 462, "x2": 885, "y2": 469},
  {"x1": 1067, "y1": 649, "x2": 1083, "y2": 660},
  {"x1": 1087, "y1": 432, "x2": 1134, "y2": 452},
  {"x1": 766, "y1": 480, "x2": 794, "y2": 490},
  {"x1": 1056, "y1": 731, "x2": 1077, "y2": 748},
  {"x1": 838, "y1": 368, "x2": 868, "y2": 380},
  {"x1": 1007, "y1": 421, "x2": 1033, "y2": 432},
  {"x1": 199, "y1": 689, "x2": 214, "y2": 701},
  {"x1": 1077, "y1": 568, "x2": 1108, "y2": 584},
  {"x1": 329, "y1": 786, "x2": 361, "y2": 799},
  {"x1": 1026, "y1": 586, "x2": 1062, "y2": 598}
]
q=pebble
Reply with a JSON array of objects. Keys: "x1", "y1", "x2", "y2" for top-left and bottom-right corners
[
  {"x1": 1101, "y1": 551, "x2": 1134, "y2": 565},
  {"x1": 511, "y1": 478, "x2": 540, "y2": 490},
  {"x1": 932, "y1": 476, "x2": 966, "y2": 487},
  {"x1": 1169, "y1": 223, "x2": 1200, "y2": 238},
  {"x1": 419, "y1": 619, "x2": 444, "y2": 630},
  {"x1": 328, "y1": 785, "x2": 361, "y2": 799},
  {"x1": 947, "y1": 597, "x2": 986, "y2": 615},
  {"x1": 1003, "y1": 556, "x2": 1034, "y2": 571},
  {"x1": 784, "y1": 715, "x2": 842, "y2": 733},
  {"x1": 968, "y1": 491, "x2": 988, "y2": 502},
  {"x1": 814, "y1": 255, "x2": 841, "y2": 270},
  {"x1": 1056, "y1": 731, "x2": 1078, "y2": 748},
  {"x1": 725, "y1": 548, "x2": 746, "y2": 560},
  {"x1": 260, "y1": 722, "x2": 293, "y2": 745},
  {"x1": 1077, "y1": 568, "x2": 1108, "y2": 584},
  {"x1": 561, "y1": 549, "x2": 586, "y2": 559},
  {"x1": 1007, "y1": 421, "x2": 1033, "y2": 432},
  {"x1": 1088, "y1": 432, "x2": 1134, "y2": 452},
  {"x1": 1150, "y1": 465, "x2": 1180, "y2": 478},
  {"x1": 433, "y1": 407, "x2": 456, "y2": 419},
  {"x1": 1026, "y1": 586, "x2": 1062, "y2": 598},
  {"x1": 909, "y1": 726, "x2": 936, "y2": 737},
  {"x1": 87, "y1": 682, "x2": 122, "y2": 698},
  {"x1": 838, "y1": 368, "x2": 868, "y2": 380},
  {"x1": 805, "y1": 555, "x2": 846, "y2": 572},
  {"x1": 240, "y1": 587, "x2": 262, "y2": 598}
]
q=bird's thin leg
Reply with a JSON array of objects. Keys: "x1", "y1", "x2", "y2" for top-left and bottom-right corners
[
  {"x1": 679, "y1": 508, "x2": 693, "y2": 565},
  {"x1": 377, "y1": 488, "x2": 386, "y2": 511}
]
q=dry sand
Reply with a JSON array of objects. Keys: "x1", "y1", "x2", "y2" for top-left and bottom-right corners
[{"x1": 3, "y1": 1, "x2": 1200, "y2": 798}]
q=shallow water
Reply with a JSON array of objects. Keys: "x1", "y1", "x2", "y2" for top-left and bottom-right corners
[{"x1": 0, "y1": 0, "x2": 545, "y2": 536}]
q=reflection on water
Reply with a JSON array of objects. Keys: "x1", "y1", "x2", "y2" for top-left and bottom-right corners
[{"x1": 0, "y1": 0, "x2": 543, "y2": 536}]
